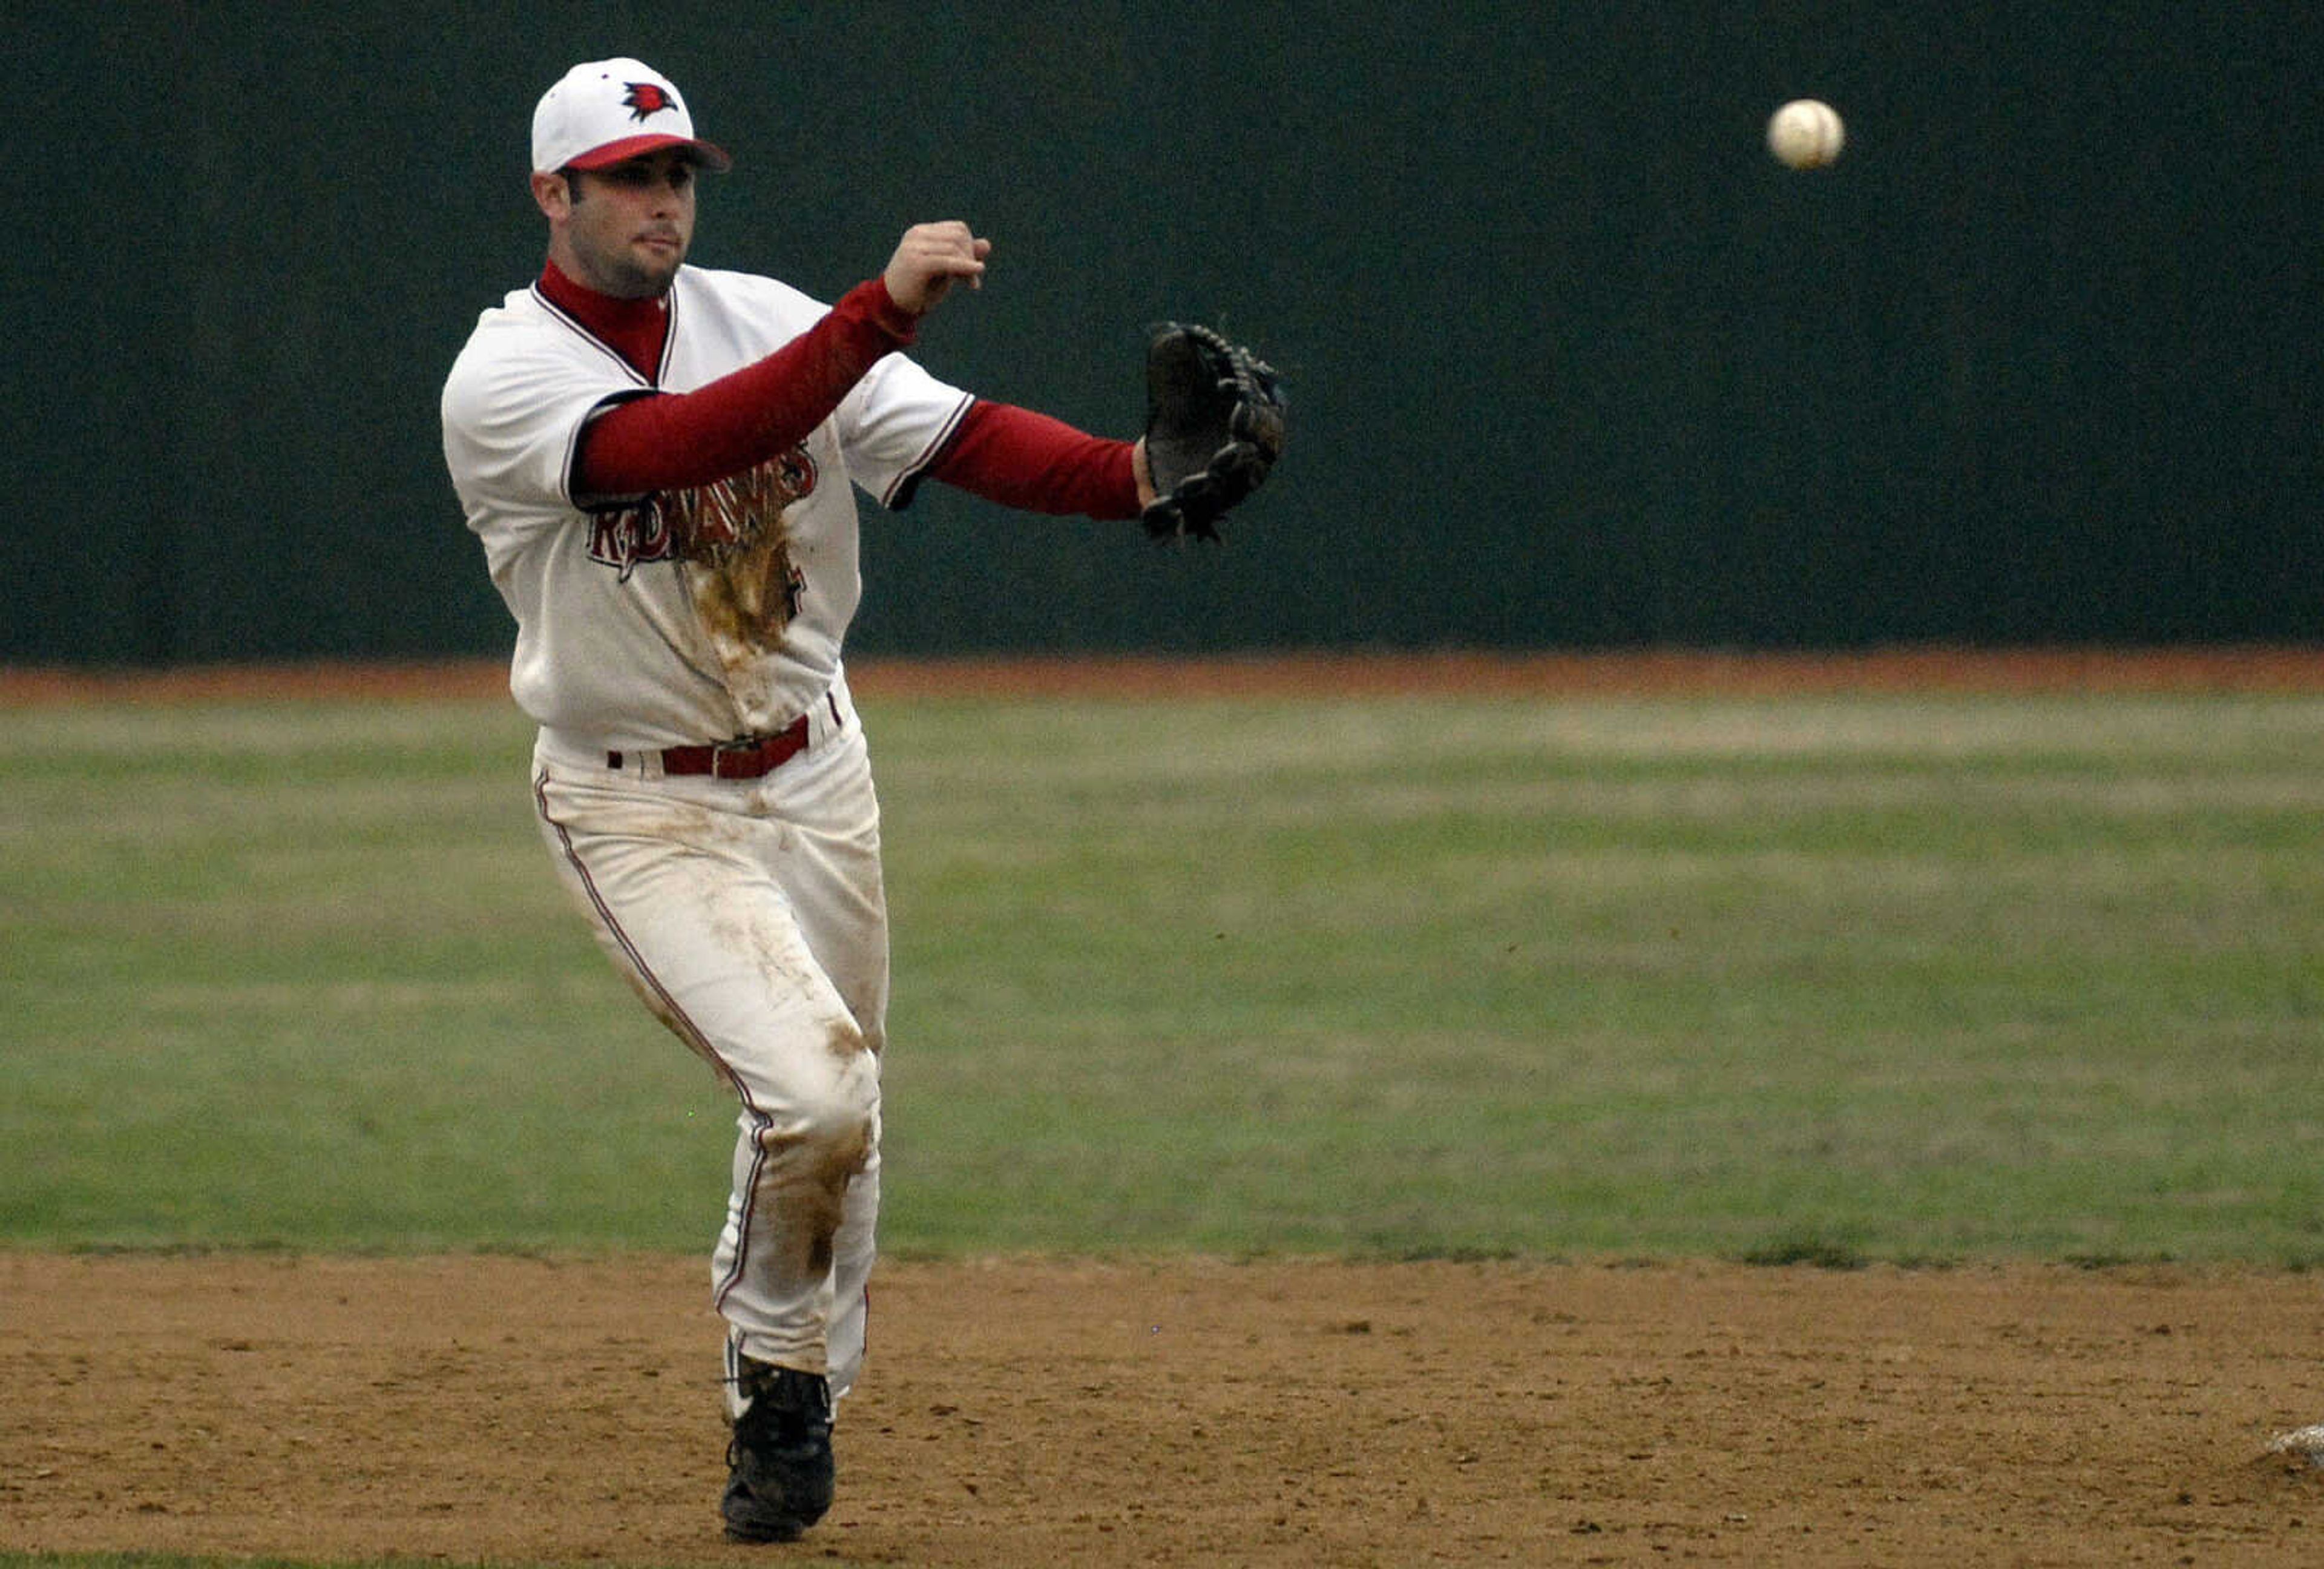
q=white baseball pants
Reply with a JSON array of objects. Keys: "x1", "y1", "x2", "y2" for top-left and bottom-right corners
[{"x1": 528, "y1": 680, "x2": 886, "y2": 1402}]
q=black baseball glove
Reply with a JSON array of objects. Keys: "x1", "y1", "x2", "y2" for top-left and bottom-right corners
[{"x1": 1139, "y1": 323, "x2": 1286, "y2": 542}]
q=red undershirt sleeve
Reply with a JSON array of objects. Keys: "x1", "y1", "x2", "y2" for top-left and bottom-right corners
[
  {"x1": 925, "y1": 400, "x2": 1142, "y2": 519},
  {"x1": 573, "y1": 277, "x2": 920, "y2": 499}
]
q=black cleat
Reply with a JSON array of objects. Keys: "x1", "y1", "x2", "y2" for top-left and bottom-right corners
[{"x1": 721, "y1": 1358, "x2": 835, "y2": 1543}]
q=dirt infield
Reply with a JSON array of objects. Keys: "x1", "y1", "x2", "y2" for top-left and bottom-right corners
[
  {"x1": 4, "y1": 1254, "x2": 2320, "y2": 1566},
  {"x1": 4, "y1": 645, "x2": 2323, "y2": 708}
]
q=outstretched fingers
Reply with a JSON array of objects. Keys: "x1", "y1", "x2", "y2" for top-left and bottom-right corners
[{"x1": 884, "y1": 222, "x2": 992, "y2": 315}]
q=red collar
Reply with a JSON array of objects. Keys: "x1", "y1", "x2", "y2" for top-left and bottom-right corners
[{"x1": 537, "y1": 260, "x2": 672, "y2": 382}]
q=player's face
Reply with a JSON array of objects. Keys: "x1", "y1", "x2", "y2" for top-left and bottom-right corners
[{"x1": 557, "y1": 151, "x2": 697, "y2": 298}]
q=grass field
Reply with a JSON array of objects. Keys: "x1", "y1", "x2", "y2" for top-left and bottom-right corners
[{"x1": 5, "y1": 671, "x2": 2320, "y2": 1266}]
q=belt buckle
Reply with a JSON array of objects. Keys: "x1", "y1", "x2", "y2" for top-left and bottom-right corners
[{"x1": 710, "y1": 735, "x2": 764, "y2": 780}]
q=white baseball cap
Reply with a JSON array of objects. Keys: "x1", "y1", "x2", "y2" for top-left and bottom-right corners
[{"x1": 531, "y1": 58, "x2": 732, "y2": 174}]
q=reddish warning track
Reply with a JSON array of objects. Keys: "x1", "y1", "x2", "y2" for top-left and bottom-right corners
[{"x1": 3, "y1": 645, "x2": 2320, "y2": 707}]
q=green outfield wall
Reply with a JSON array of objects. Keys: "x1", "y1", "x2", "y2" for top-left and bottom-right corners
[{"x1": 11, "y1": 3, "x2": 2319, "y2": 664}]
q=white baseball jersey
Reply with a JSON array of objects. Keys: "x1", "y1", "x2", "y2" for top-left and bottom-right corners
[{"x1": 441, "y1": 263, "x2": 971, "y2": 746}]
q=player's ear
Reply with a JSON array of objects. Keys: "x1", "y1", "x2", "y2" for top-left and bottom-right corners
[{"x1": 530, "y1": 169, "x2": 573, "y2": 221}]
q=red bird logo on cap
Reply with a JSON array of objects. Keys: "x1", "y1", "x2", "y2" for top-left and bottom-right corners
[{"x1": 622, "y1": 82, "x2": 677, "y2": 121}]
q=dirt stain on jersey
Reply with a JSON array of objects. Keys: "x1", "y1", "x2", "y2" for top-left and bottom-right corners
[{"x1": 671, "y1": 449, "x2": 816, "y2": 670}]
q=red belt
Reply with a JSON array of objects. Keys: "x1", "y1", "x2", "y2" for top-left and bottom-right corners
[{"x1": 608, "y1": 711, "x2": 813, "y2": 781}]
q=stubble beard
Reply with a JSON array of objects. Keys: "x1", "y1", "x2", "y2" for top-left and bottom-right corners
[
  {"x1": 565, "y1": 223, "x2": 686, "y2": 300},
  {"x1": 590, "y1": 246, "x2": 682, "y2": 300}
]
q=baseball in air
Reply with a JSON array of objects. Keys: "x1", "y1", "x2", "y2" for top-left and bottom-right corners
[{"x1": 1767, "y1": 99, "x2": 1845, "y2": 169}]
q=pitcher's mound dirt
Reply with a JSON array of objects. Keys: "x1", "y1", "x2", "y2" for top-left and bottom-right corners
[{"x1": 4, "y1": 1254, "x2": 2319, "y2": 1566}]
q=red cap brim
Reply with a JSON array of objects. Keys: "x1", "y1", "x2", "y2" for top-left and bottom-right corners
[{"x1": 565, "y1": 133, "x2": 732, "y2": 173}]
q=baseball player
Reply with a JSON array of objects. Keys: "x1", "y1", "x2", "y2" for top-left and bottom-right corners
[{"x1": 439, "y1": 59, "x2": 1278, "y2": 1544}]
